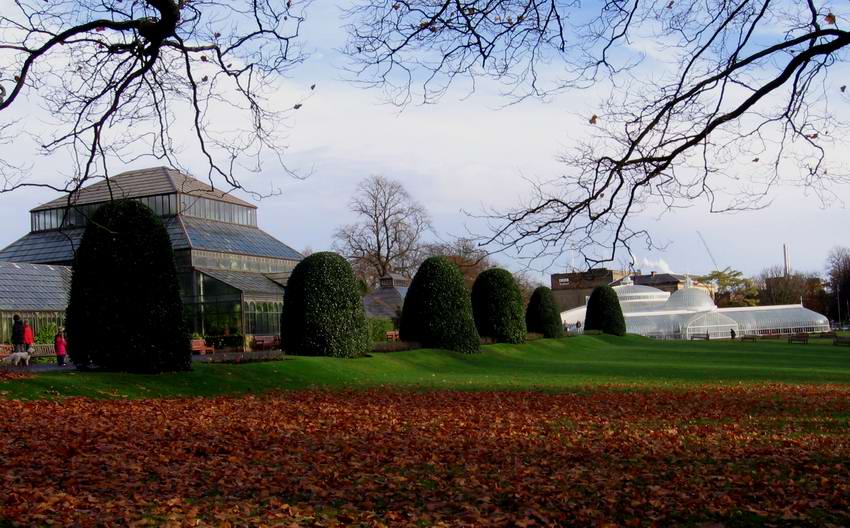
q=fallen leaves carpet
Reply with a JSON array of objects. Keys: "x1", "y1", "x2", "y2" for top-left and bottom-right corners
[{"x1": 1, "y1": 385, "x2": 849, "y2": 526}]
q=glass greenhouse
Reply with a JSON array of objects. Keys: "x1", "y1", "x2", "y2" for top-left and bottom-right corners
[
  {"x1": 561, "y1": 276, "x2": 830, "y2": 339},
  {"x1": 0, "y1": 167, "x2": 302, "y2": 342}
]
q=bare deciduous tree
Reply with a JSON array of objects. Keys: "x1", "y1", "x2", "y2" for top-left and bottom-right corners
[
  {"x1": 423, "y1": 237, "x2": 493, "y2": 290},
  {"x1": 756, "y1": 265, "x2": 823, "y2": 307},
  {"x1": 0, "y1": 0, "x2": 310, "y2": 195},
  {"x1": 344, "y1": 1, "x2": 850, "y2": 266},
  {"x1": 334, "y1": 175, "x2": 431, "y2": 287},
  {"x1": 826, "y1": 246, "x2": 850, "y2": 320}
]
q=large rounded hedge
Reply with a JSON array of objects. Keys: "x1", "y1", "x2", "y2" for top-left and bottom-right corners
[
  {"x1": 584, "y1": 285, "x2": 626, "y2": 336},
  {"x1": 471, "y1": 268, "x2": 526, "y2": 343},
  {"x1": 400, "y1": 256, "x2": 479, "y2": 353},
  {"x1": 66, "y1": 200, "x2": 190, "y2": 373},
  {"x1": 281, "y1": 252, "x2": 370, "y2": 357},
  {"x1": 525, "y1": 286, "x2": 564, "y2": 338}
]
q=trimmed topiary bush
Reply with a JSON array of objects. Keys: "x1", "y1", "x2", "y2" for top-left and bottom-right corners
[
  {"x1": 525, "y1": 286, "x2": 564, "y2": 339},
  {"x1": 584, "y1": 285, "x2": 626, "y2": 336},
  {"x1": 471, "y1": 268, "x2": 526, "y2": 343},
  {"x1": 400, "y1": 256, "x2": 479, "y2": 353},
  {"x1": 66, "y1": 200, "x2": 190, "y2": 372},
  {"x1": 281, "y1": 252, "x2": 370, "y2": 357}
]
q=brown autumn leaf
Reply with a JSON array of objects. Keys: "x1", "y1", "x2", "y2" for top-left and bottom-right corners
[
  {"x1": 825, "y1": 12, "x2": 837, "y2": 25},
  {"x1": 0, "y1": 386, "x2": 847, "y2": 525}
]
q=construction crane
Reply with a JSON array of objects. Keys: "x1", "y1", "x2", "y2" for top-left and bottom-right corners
[{"x1": 697, "y1": 231, "x2": 720, "y2": 271}]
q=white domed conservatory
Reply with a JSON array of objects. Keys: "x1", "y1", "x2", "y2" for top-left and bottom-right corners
[{"x1": 561, "y1": 276, "x2": 829, "y2": 340}]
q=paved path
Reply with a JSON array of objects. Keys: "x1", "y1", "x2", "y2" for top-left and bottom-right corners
[{"x1": 4, "y1": 350, "x2": 285, "y2": 374}]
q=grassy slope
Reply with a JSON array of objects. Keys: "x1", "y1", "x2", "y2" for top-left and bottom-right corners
[{"x1": 3, "y1": 334, "x2": 850, "y2": 400}]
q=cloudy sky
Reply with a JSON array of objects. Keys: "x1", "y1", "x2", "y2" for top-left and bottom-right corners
[{"x1": 1, "y1": 2, "x2": 848, "y2": 281}]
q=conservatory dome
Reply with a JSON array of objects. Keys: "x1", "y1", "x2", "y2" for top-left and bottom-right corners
[
  {"x1": 612, "y1": 276, "x2": 670, "y2": 303},
  {"x1": 664, "y1": 281, "x2": 716, "y2": 312}
]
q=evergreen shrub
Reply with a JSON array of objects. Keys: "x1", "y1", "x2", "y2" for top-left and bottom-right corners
[
  {"x1": 66, "y1": 200, "x2": 190, "y2": 372},
  {"x1": 399, "y1": 256, "x2": 479, "y2": 353},
  {"x1": 471, "y1": 268, "x2": 526, "y2": 343},
  {"x1": 525, "y1": 286, "x2": 565, "y2": 339},
  {"x1": 367, "y1": 317, "x2": 395, "y2": 343},
  {"x1": 281, "y1": 252, "x2": 370, "y2": 357},
  {"x1": 584, "y1": 285, "x2": 626, "y2": 336}
]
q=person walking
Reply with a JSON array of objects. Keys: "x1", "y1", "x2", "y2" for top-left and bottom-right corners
[
  {"x1": 11, "y1": 315, "x2": 24, "y2": 353},
  {"x1": 22, "y1": 321, "x2": 34, "y2": 354},
  {"x1": 54, "y1": 329, "x2": 67, "y2": 367},
  {"x1": 730, "y1": 328, "x2": 737, "y2": 340}
]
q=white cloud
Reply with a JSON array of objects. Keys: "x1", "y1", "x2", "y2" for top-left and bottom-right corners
[{"x1": 635, "y1": 256, "x2": 674, "y2": 275}]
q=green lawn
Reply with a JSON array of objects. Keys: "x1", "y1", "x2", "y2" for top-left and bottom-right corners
[{"x1": 3, "y1": 334, "x2": 850, "y2": 400}]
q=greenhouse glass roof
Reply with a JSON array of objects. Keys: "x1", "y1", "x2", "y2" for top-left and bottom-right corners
[
  {"x1": 199, "y1": 269, "x2": 285, "y2": 296},
  {"x1": 0, "y1": 261, "x2": 70, "y2": 311},
  {"x1": 664, "y1": 287, "x2": 716, "y2": 311},
  {"x1": 0, "y1": 217, "x2": 300, "y2": 264}
]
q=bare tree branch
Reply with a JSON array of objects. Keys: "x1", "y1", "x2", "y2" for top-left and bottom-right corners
[
  {"x1": 0, "y1": 0, "x2": 311, "y2": 198},
  {"x1": 345, "y1": 1, "x2": 850, "y2": 268}
]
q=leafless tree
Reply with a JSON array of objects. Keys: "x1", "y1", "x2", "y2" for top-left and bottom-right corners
[
  {"x1": 0, "y1": 0, "x2": 310, "y2": 196},
  {"x1": 826, "y1": 246, "x2": 850, "y2": 319},
  {"x1": 511, "y1": 269, "x2": 545, "y2": 306},
  {"x1": 422, "y1": 237, "x2": 493, "y2": 290},
  {"x1": 344, "y1": 1, "x2": 850, "y2": 267},
  {"x1": 334, "y1": 175, "x2": 431, "y2": 287},
  {"x1": 756, "y1": 265, "x2": 823, "y2": 306}
]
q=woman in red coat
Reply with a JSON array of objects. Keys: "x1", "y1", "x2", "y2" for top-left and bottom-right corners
[{"x1": 22, "y1": 321, "x2": 34, "y2": 352}]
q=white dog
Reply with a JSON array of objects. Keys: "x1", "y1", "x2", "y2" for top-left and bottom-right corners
[{"x1": 2, "y1": 351, "x2": 30, "y2": 367}]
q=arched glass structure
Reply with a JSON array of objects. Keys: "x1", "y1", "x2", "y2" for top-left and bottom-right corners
[{"x1": 562, "y1": 278, "x2": 830, "y2": 339}]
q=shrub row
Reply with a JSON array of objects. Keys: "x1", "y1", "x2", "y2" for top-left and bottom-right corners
[{"x1": 67, "y1": 200, "x2": 624, "y2": 371}]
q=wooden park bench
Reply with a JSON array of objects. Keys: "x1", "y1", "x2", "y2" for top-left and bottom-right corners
[
  {"x1": 385, "y1": 330, "x2": 400, "y2": 342},
  {"x1": 833, "y1": 336, "x2": 850, "y2": 347},
  {"x1": 788, "y1": 334, "x2": 809, "y2": 344},
  {"x1": 740, "y1": 335, "x2": 758, "y2": 342},
  {"x1": 818, "y1": 331, "x2": 838, "y2": 339},
  {"x1": 252, "y1": 335, "x2": 278, "y2": 351},
  {"x1": 689, "y1": 333, "x2": 710, "y2": 341},
  {"x1": 190, "y1": 339, "x2": 214, "y2": 355},
  {"x1": 0, "y1": 344, "x2": 54, "y2": 357}
]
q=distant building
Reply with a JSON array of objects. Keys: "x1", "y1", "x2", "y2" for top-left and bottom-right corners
[
  {"x1": 550, "y1": 269, "x2": 630, "y2": 312},
  {"x1": 0, "y1": 167, "x2": 302, "y2": 338},
  {"x1": 550, "y1": 268, "x2": 715, "y2": 312},
  {"x1": 363, "y1": 273, "x2": 410, "y2": 320},
  {"x1": 560, "y1": 276, "x2": 829, "y2": 339}
]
